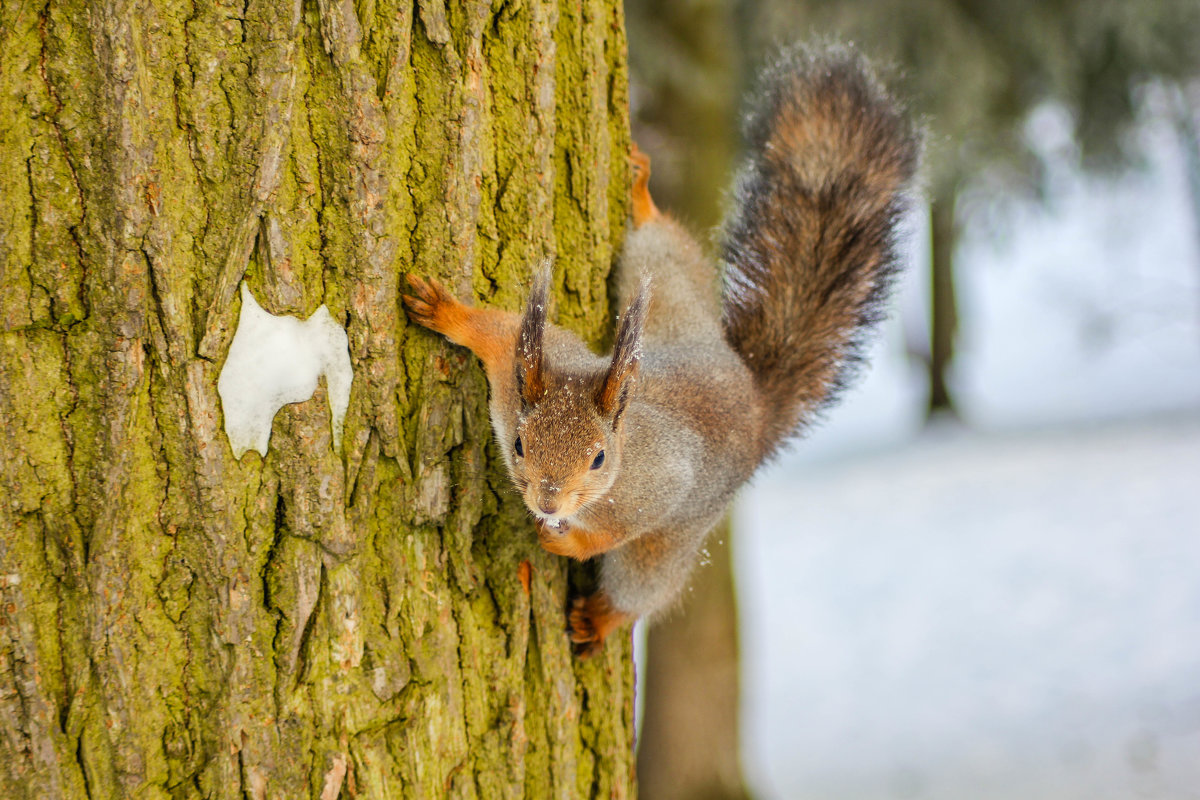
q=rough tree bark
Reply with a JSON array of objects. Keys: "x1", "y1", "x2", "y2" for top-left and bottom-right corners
[{"x1": 0, "y1": 0, "x2": 635, "y2": 797}]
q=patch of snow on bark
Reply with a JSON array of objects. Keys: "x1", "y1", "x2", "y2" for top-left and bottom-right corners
[{"x1": 217, "y1": 283, "x2": 353, "y2": 459}]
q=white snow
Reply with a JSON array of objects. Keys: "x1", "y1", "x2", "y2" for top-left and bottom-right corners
[
  {"x1": 217, "y1": 283, "x2": 353, "y2": 459},
  {"x1": 739, "y1": 418, "x2": 1200, "y2": 800}
]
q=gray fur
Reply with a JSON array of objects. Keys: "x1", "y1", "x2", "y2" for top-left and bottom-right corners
[{"x1": 589, "y1": 217, "x2": 764, "y2": 620}]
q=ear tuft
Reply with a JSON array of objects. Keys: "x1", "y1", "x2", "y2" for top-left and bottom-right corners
[
  {"x1": 597, "y1": 277, "x2": 650, "y2": 421},
  {"x1": 516, "y1": 264, "x2": 551, "y2": 406}
]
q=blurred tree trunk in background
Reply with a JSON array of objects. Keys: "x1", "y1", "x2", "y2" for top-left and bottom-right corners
[
  {"x1": 625, "y1": 2, "x2": 751, "y2": 798},
  {"x1": 0, "y1": 0, "x2": 635, "y2": 797},
  {"x1": 928, "y1": 193, "x2": 959, "y2": 416},
  {"x1": 1168, "y1": 83, "x2": 1200, "y2": 276},
  {"x1": 636, "y1": 519, "x2": 749, "y2": 800}
]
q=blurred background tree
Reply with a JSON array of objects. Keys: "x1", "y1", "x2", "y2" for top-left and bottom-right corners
[{"x1": 1171, "y1": 82, "x2": 1200, "y2": 255}]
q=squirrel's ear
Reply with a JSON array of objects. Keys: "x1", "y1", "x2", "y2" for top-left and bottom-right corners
[
  {"x1": 516, "y1": 265, "x2": 551, "y2": 407},
  {"x1": 597, "y1": 279, "x2": 650, "y2": 424}
]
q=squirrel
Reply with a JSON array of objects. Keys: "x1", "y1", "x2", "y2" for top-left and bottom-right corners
[{"x1": 403, "y1": 44, "x2": 920, "y2": 657}]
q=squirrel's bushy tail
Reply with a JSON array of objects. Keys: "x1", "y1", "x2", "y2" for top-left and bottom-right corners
[{"x1": 720, "y1": 44, "x2": 920, "y2": 461}]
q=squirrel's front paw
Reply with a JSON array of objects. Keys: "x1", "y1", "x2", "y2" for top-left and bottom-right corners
[
  {"x1": 402, "y1": 274, "x2": 458, "y2": 333},
  {"x1": 538, "y1": 519, "x2": 623, "y2": 561},
  {"x1": 567, "y1": 591, "x2": 631, "y2": 659},
  {"x1": 537, "y1": 518, "x2": 584, "y2": 559},
  {"x1": 536, "y1": 516, "x2": 570, "y2": 543},
  {"x1": 537, "y1": 519, "x2": 610, "y2": 561}
]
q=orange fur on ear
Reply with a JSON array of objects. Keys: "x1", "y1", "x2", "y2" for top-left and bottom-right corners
[
  {"x1": 517, "y1": 267, "x2": 550, "y2": 406},
  {"x1": 596, "y1": 279, "x2": 650, "y2": 419}
]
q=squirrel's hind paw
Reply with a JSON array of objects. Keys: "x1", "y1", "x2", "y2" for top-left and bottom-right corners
[{"x1": 568, "y1": 591, "x2": 631, "y2": 659}]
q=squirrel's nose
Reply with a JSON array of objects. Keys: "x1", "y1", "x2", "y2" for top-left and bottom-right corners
[{"x1": 538, "y1": 498, "x2": 559, "y2": 515}]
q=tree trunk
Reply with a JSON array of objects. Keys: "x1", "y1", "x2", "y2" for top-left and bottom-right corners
[
  {"x1": 636, "y1": 519, "x2": 748, "y2": 800},
  {"x1": 928, "y1": 191, "x2": 959, "y2": 417},
  {"x1": 0, "y1": 0, "x2": 635, "y2": 797},
  {"x1": 1167, "y1": 82, "x2": 1200, "y2": 281}
]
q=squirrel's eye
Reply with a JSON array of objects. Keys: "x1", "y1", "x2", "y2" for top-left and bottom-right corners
[
  {"x1": 514, "y1": 436, "x2": 524, "y2": 457},
  {"x1": 590, "y1": 450, "x2": 605, "y2": 470}
]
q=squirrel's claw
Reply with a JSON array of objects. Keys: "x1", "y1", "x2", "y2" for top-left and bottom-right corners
[
  {"x1": 567, "y1": 591, "x2": 630, "y2": 659},
  {"x1": 402, "y1": 274, "x2": 456, "y2": 332},
  {"x1": 568, "y1": 595, "x2": 604, "y2": 659}
]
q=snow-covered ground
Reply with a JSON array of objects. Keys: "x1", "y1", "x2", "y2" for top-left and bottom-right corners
[
  {"x1": 736, "y1": 109, "x2": 1200, "y2": 798},
  {"x1": 739, "y1": 417, "x2": 1200, "y2": 800}
]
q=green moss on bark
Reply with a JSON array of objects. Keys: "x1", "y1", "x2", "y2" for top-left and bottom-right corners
[{"x1": 1, "y1": 0, "x2": 634, "y2": 797}]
